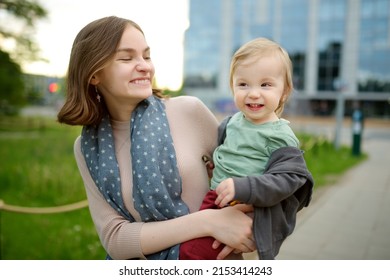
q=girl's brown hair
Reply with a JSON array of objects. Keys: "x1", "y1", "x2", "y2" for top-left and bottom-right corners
[
  {"x1": 229, "y1": 37, "x2": 293, "y2": 117},
  {"x1": 57, "y1": 16, "x2": 163, "y2": 126}
]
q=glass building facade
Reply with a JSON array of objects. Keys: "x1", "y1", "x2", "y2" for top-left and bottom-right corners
[{"x1": 183, "y1": 0, "x2": 390, "y2": 117}]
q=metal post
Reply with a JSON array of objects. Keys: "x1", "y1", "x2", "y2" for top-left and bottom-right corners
[
  {"x1": 351, "y1": 103, "x2": 364, "y2": 156},
  {"x1": 334, "y1": 92, "x2": 345, "y2": 150}
]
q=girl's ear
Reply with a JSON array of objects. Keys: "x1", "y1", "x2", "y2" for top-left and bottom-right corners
[{"x1": 90, "y1": 75, "x2": 99, "y2": 86}]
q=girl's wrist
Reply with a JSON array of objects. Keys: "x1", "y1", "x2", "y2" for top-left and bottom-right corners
[{"x1": 192, "y1": 208, "x2": 214, "y2": 237}]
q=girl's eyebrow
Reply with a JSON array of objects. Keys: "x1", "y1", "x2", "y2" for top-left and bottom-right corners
[{"x1": 116, "y1": 47, "x2": 150, "y2": 54}]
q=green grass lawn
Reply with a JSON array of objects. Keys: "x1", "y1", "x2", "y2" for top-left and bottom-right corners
[
  {"x1": 299, "y1": 133, "x2": 367, "y2": 187},
  {"x1": 0, "y1": 116, "x2": 105, "y2": 259},
  {"x1": 0, "y1": 116, "x2": 366, "y2": 259}
]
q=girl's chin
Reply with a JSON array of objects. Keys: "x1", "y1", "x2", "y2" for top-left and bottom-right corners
[{"x1": 131, "y1": 89, "x2": 153, "y2": 98}]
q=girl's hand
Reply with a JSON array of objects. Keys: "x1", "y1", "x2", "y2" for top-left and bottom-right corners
[
  {"x1": 212, "y1": 203, "x2": 255, "y2": 259},
  {"x1": 212, "y1": 240, "x2": 235, "y2": 260},
  {"x1": 212, "y1": 241, "x2": 247, "y2": 260},
  {"x1": 208, "y1": 203, "x2": 255, "y2": 255}
]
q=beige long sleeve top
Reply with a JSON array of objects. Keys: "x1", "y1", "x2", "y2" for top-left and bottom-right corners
[{"x1": 74, "y1": 96, "x2": 219, "y2": 259}]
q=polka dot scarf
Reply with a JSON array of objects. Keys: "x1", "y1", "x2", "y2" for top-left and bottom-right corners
[{"x1": 81, "y1": 96, "x2": 189, "y2": 259}]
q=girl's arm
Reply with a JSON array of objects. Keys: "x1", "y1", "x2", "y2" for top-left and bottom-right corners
[
  {"x1": 140, "y1": 204, "x2": 254, "y2": 256},
  {"x1": 75, "y1": 136, "x2": 254, "y2": 259}
]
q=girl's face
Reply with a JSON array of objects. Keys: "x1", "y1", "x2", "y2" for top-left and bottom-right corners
[
  {"x1": 232, "y1": 55, "x2": 286, "y2": 125},
  {"x1": 92, "y1": 25, "x2": 155, "y2": 117}
]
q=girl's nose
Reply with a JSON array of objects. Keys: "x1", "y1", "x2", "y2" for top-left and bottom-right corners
[{"x1": 136, "y1": 58, "x2": 152, "y2": 72}]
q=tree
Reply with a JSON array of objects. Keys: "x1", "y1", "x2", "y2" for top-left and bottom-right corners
[
  {"x1": 0, "y1": 49, "x2": 25, "y2": 115},
  {"x1": 0, "y1": 0, "x2": 48, "y2": 63},
  {"x1": 0, "y1": 0, "x2": 47, "y2": 114}
]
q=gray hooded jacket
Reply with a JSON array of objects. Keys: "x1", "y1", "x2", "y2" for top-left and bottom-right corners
[{"x1": 218, "y1": 117, "x2": 314, "y2": 260}]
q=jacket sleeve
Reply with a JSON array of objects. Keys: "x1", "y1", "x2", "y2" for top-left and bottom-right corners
[
  {"x1": 233, "y1": 172, "x2": 306, "y2": 207},
  {"x1": 217, "y1": 116, "x2": 232, "y2": 145},
  {"x1": 233, "y1": 146, "x2": 314, "y2": 208}
]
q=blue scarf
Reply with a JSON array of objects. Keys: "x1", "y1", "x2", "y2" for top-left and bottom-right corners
[{"x1": 81, "y1": 96, "x2": 189, "y2": 259}]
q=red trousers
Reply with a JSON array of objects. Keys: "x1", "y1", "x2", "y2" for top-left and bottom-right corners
[{"x1": 179, "y1": 190, "x2": 223, "y2": 260}]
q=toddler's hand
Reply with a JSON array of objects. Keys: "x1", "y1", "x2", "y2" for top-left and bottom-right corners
[{"x1": 215, "y1": 178, "x2": 235, "y2": 207}]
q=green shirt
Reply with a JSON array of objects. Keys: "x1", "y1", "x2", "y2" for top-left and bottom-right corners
[{"x1": 210, "y1": 112, "x2": 299, "y2": 190}]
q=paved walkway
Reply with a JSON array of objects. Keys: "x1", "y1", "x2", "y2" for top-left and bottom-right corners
[
  {"x1": 245, "y1": 117, "x2": 390, "y2": 260},
  {"x1": 277, "y1": 136, "x2": 390, "y2": 259}
]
